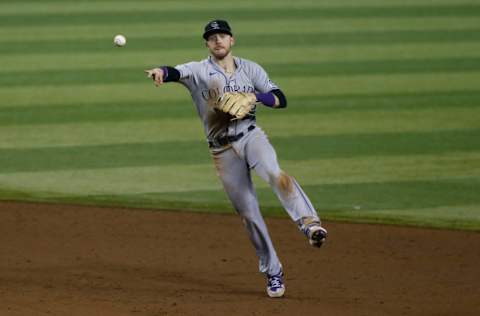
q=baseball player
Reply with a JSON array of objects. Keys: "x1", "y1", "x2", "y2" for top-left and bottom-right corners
[{"x1": 145, "y1": 19, "x2": 327, "y2": 298}]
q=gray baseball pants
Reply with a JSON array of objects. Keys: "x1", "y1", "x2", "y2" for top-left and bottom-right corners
[{"x1": 211, "y1": 127, "x2": 320, "y2": 276}]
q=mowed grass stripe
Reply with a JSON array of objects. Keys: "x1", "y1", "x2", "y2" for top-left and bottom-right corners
[
  {"x1": 4, "y1": 73, "x2": 480, "y2": 108},
  {"x1": 4, "y1": 42, "x2": 480, "y2": 72},
  {"x1": 0, "y1": 119, "x2": 205, "y2": 149},
  {"x1": 0, "y1": 130, "x2": 479, "y2": 173},
  {"x1": 2, "y1": 17, "x2": 480, "y2": 42},
  {"x1": 0, "y1": 152, "x2": 477, "y2": 196},
  {"x1": 3, "y1": 58, "x2": 480, "y2": 87},
  {"x1": 0, "y1": 83, "x2": 189, "y2": 108},
  {"x1": 2, "y1": 5, "x2": 480, "y2": 27},
  {"x1": 262, "y1": 107, "x2": 480, "y2": 137},
  {"x1": 144, "y1": 179, "x2": 480, "y2": 212},
  {"x1": 0, "y1": 102, "x2": 194, "y2": 126},
  {"x1": 0, "y1": 1, "x2": 358, "y2": 15},
  {"x1": 1, "y1": 0, "x2": 473, "y2": 15},
  {"x1": 334, "y1": 205, "x2": 480, "y2": 230},
  {"x1": 2, "y1": 30, "x2": 480, "y2": 55},
  {"x1": 2, "y1": 90, "x2": 480, "y2": 126},
  {"x1": 297, "y1": 179, "x2": 480, "y2": 212},
  {"x1": 0, "y1": 164, "x2": 221, "y2": 196},
  {"x1": 281, "y1": 153, "x2": 480, "y2": 186},
  {"x1": 1, "y1": 104, "x2": 478, "y2": 149},
  {"x1": 291, "y1": 90, "x2": 480, "y2": 111},
  {"x1": 1, "y1": 89, "x2": 480, "y2": 123},
  {"x1": 274, "y1": 130, "x2": 480, "y2": 161},
  {"x1": 1, "y1": 104, "x2": 479, "y2": 149}
]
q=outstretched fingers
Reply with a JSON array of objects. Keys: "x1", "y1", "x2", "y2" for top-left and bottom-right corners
[{"x1": 144, "y1": 68, "x2": 164, "y2": 86}]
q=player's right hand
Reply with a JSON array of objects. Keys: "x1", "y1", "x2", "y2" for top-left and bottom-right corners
[{"x1": 144, "y1": 68, "x2": 164, "y2": 86}]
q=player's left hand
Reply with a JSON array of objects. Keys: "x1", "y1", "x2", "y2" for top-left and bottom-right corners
[{"x1": 216, "y1": 92, "x2": 257, "y2": 119}]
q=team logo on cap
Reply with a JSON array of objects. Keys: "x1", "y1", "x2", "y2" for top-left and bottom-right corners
[{"x1": 210, "y1": 21, "x2": 220, "y2": 29}]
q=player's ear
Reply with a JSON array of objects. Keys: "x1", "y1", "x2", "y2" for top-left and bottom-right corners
[{"x1": 231, "y1": 36, "x2": 235, "y2": 46}]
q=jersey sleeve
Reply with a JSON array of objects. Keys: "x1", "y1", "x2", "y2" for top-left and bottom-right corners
[
  {"x1": 248, "y1": 61, "x2": 279, "y2": 93},
  {"x1": 174, "y1": 61, "x2": 201, "y2": 91}
]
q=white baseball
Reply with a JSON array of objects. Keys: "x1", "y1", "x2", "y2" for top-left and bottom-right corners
[{"x1": 113, "y1": 34, "x2": 126, "y2": 47}]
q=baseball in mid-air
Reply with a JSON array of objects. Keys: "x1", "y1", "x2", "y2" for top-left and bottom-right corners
[{"x1": 113, "y1": 34, "x2": 126, "y2": 47}]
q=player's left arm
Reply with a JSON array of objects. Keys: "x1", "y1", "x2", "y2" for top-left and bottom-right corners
[{"x1": 249, "y1": 61, "x2": 287, "y2": 109}]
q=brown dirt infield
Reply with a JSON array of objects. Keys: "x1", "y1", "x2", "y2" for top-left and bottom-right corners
[{"x1": 0, "y1": 201, "x2": 479, "y2": 316}]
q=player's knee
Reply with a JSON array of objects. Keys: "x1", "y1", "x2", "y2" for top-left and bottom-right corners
[{"x1": 260, "y1": 164, "x2": 281, "y2": 185}]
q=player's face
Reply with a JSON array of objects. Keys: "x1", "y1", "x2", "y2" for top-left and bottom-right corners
[{"x1": 206, "y1": 33, "x2": 234, "y2": 59}]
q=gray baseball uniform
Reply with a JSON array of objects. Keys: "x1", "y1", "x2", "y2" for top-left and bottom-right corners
[{"x1": 173, "y1": 56, "x2": 321, "y2": 276}]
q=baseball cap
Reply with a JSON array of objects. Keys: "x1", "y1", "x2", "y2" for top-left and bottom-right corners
[{"x1": 203, "y1": 19, "x2": 233, "y2": 40}]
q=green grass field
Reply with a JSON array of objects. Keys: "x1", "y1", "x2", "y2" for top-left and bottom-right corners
[{"x1": 1, "y1": 0, "x2": 479, "y2": 230}]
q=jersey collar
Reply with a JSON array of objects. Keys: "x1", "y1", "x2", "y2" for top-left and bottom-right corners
[{"x1": 208, "y1": 56, "x2": 242, "y2": 75}]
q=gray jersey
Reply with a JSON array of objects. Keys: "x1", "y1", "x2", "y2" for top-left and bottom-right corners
[
  {"x1": 175, "y1": 56, "x2": 279, "y2": 143},
  {"x1": 158, "y1": 54, "x2": 325, "y2": 281}
]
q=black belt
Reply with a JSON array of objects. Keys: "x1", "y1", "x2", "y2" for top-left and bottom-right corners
[{"x1": 209, "y1": 125, "x2": 256, "y2": 148}]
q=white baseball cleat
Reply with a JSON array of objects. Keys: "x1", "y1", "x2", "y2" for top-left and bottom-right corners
[
  {"x1": 299, "y1": 217, "x2": 328, "y2": 248},
  {"x1": 266, "y1": 271, "x2": 285, "y2": 298},
  {"x1": 307, "y1": 225, "x2": 328, "y2": 248}
]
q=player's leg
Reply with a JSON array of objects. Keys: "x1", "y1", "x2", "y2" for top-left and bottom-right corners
[
  {"x1": 211, "y1": 148, "x2": 283, "y2": 277},
  {"x1": 244, "y1": 128, "x2": 327, "y2": 247}
]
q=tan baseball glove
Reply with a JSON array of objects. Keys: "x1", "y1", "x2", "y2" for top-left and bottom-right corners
[{"x1": 216, "y1": 92, "x2": 257, "y2": 119}]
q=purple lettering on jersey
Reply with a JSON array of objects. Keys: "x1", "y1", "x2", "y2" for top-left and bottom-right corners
[{"x1": 201, "y1": 85, "x2": 255, "y2": 101}]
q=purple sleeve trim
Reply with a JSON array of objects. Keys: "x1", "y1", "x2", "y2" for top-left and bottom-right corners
[
  {"x1": 160, "y1": 66, "x2": 169, "y2": 81},
  {"x1": 255, "y1": 92, "x2": 276, "y2": 107}
]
